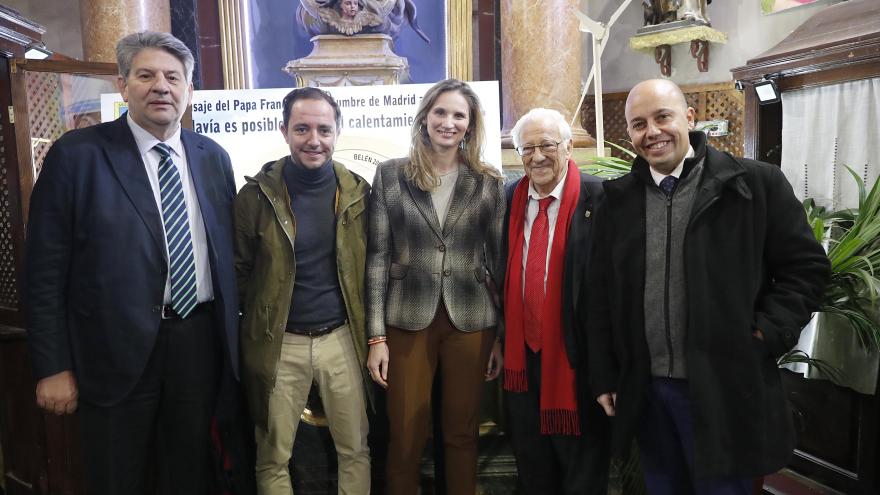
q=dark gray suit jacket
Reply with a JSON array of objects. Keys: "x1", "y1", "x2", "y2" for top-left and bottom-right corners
[{"x1": 366, "y1": 158, "x2": 505, "y2": 338}]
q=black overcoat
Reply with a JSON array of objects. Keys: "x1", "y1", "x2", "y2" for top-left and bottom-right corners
[{"x1": 586, "y1": 132, "x2": 830, "y2": 478}]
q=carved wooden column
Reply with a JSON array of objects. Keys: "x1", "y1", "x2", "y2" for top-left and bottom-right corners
[
  {"x1": 80, "y1": 0, "x2": 171, "y2": 62},
  {"x1": 500, "y1": 0, "x2": 594, "y2": 148}
]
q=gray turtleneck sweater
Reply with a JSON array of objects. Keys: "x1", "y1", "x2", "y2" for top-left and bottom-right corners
[{"x1": 283, "y1": 158, "x2": 347, "y2": 329}]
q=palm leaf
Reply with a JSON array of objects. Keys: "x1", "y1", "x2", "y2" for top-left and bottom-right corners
[
  {"x1": 585, "y1": 141, "x2": 636, "y2": 179},
  {"x1": 778, "y1": 350, "x2": 843, "y2": 383}
]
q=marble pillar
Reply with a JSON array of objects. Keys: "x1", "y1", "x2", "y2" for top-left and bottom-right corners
[
  {"x1": 500, "y1": 0, "x2": 595, "y2": 147},
  {"x1": 80, "y1": 0, "x2": 171, "y2": 62},
  {"x1": 170, "y1": 0, "x2": 202, "y2": 89}
]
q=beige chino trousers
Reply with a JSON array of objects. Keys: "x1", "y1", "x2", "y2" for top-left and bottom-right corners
[{"x1": 255, "y1": 324, "x2": 370, "y2": 495}]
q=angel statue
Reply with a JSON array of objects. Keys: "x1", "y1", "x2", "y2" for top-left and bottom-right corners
[
  {"x1": 642, "y1": 0, "x2": 679, "y2": 26},
  {"x1": 678, "y1": 0, "x2": 711, "y2": 25},
  {"x1": 297, "y1": 0, "x2": 431, "y2": 42},
  {"x1": 642, "y1": 0, "x2": 711, "y2": 26}
]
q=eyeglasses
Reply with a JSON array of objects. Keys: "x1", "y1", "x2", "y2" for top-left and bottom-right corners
[{"x1": 515, "y1": 141, "x2": 560, "y2": 156}]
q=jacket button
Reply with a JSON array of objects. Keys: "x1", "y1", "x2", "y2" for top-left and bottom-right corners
[
  {"x1": 443, "y1": 269, "x2": 451, "y2": 276},
  {"x1": 438, "y1": 245, "x2": 446, "y2": 252}
]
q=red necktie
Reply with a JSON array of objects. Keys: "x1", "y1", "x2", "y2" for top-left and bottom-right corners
[{"x1": 524, "y1": 196, "x2": 554, "y2": 352}]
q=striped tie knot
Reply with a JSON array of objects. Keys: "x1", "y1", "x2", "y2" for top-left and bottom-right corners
[
  {"x1": 154, "y1": 143, "x2": 198, "y2": 319},
  {"x1": 154, "y1": 142, "x2": 173, "y2": 159}
]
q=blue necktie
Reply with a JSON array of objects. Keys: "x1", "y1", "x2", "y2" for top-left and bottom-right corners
[
  {"x1": 155, "y1": 143, "x2": 198, "y2": 318},
  {"x1": 659, "y1": 175, "x2": 678, "y2": 198}
]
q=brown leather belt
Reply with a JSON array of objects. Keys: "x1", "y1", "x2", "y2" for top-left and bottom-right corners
[{"x1": 286, "y1": 319, "x2": 347, "y2": 337}]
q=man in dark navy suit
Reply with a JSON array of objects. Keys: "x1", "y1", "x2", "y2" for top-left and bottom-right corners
[{"x1": 25, "y1": 31, "x2": 238, "y2": 495}]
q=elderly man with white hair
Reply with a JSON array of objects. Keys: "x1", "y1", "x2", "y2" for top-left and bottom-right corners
[{"x1": 500, "y1": 108, "x2": 611, "y2": 494}]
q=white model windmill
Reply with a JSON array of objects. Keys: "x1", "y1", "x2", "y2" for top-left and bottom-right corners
[{"x1": 574, "y1": 1, "x2": 634, "y2": 158}]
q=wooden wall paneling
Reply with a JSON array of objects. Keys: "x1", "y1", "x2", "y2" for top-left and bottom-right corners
[
  {"x1": 784, "y1": 370, "x2": 880, "y2": 494},
  {"x1": 0, "y1": 52, "x2": 40, "y2": 495},
  {"x1": 733, "y1": 40, "x2": 880, "y2": 86},
  {"x1": 0, "y1": 327, "x2": 42, "y2": 495},
  {"x1": 756, "y1": 102, "x2": 782, "y2": 166},
  {"x1": 0, "y1": 330, "x2": 84, "y2": 495},
  {"x1": 472, "y1": 0, "x2": 497, "y2": 82},
  {"x1": 196, "y1": 0, "x2": 224, "y2": 89},
  {"x1": 579, "y1": 82, "x2": 745, "y2": 161},
  {"x1": 9, "y1": 59, "x2": 117, "y2": 229},
  {"x1": 742, "y1": 89, "x2": 759, "y2": 160},
  {"x1": 777, "y1": 62, "x2": 880, "y2": 93},
  {"x1": 0, "y1": 60, "x2": 23, "y2": 327},
  {"x1": 579, "y1": 92, "x2": 629, "y2": 159}
]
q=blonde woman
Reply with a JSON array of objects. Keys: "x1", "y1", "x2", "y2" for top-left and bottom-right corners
[{"x1": 366, "y1": 79, "x2": 505, "y2": 495}]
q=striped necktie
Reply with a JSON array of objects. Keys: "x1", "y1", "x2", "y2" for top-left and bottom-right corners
[{"x1": 155, "y1": 143, "x2": 198, "y2": 318}]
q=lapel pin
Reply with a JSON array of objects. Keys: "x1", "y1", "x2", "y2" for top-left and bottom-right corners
[{"x1": 585, "y1": 210, "x2": 591, "y2": 218}]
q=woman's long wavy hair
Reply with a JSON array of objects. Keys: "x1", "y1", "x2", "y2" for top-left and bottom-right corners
[{"x1": 406, "y1": 79, "x2": 501, "y2": 191}]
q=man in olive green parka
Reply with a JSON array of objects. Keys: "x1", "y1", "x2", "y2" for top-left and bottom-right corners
[{"x1": 234, "y1": 87, "x2": 372, "y2": 495}]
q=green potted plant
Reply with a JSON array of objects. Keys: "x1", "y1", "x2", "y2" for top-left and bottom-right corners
[{"x1": 792, "y1": 167, "x2": 880, "y2": 391}]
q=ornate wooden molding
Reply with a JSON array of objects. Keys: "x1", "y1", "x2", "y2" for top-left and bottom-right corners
[
  {"x1": 0, "y1": 5, "x2": 45, "y2": 40},
  {"x1": 447, "y1": 0, "x2": 473, "y2": 81},
  {"x1": 218, "y1": 0, "x2": 251, "y2": 89},
  {"x1": 731, "y1": 0, "x2": 880, "y2": 84}
]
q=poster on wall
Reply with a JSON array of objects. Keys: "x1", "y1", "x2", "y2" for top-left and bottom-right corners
[
  {"x1": 101, "y1": 81, "x2": 501, "y2": 188},
  {"x1": 761, "y1": 0, "x2": 822, "y2": 15},
  {"x1": 248, "y1": 0, "x2": 446, "y2": 88}
]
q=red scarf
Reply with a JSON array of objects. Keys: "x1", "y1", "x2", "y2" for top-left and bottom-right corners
[{"x1": 503, "y1": 160, "x2": 581, "y2": 435}]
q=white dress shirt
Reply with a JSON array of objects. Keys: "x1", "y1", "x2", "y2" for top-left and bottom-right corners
[
  {"x1": 521, "y1": 177, "x2": 566, "y2": 294},
  {"x1": 127, "y1": 115, "x2": 214, "y2": 304},
  {"x1": 649, "y1": 145, "x2": 695, "y2": 186}
]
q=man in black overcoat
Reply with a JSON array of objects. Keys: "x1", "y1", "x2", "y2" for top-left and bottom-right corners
[{"x1": 586, "y1": 79, "x2": 830, "y2": 494}]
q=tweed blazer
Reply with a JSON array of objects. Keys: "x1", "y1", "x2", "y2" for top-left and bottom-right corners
[{"x1": 366, "y1": 158, "x2": 506, "y2": 338}]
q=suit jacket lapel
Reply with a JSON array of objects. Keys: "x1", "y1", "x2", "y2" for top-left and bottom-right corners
[
  {"x1": 401, "y1": 167, "x2": 443, "y2": 238},
  {"x1": 441, "y1": 165, "x2": 478, "y2": 237},
  {"x1": 181, "y1": 131, "x2": 218, "y2": 260},
  {"x1": 102, "y1": 116, "x2": 166, "y2": 257},
  {"x1": 566, "y1": 179, "x2": 589, "y2": 313}
]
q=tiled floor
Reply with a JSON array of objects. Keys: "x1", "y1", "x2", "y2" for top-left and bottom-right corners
[{"x1": 288, "y1": 422, "x2": 632, "y2": 494}]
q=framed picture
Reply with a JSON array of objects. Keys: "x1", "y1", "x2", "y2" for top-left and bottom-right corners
[
  {"x1": 761, "y1": 0, "x2": 823, "y2": 15},
  {"x1": 217, "y1": 0, "x2": 471, "y2": 89}
]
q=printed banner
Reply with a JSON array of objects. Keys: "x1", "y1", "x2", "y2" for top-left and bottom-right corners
[{"x1": 102, "y1": 82, "x2": 502, "y2": 187}]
